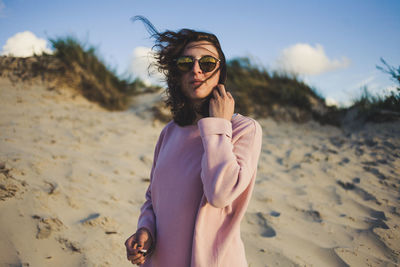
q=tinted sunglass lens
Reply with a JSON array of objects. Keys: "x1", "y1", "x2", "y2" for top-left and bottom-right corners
[
  {"x1": 176, "y1": 57, "x2": 193, "y2": 72},
  {"x1": 176, "y1": 56, "x2": 219, "y2": 72},
  {"x1": 199, "y1": 56, "x2": 218, "y2": 72}
]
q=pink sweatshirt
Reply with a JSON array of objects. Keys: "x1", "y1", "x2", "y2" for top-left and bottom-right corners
[{"x1": 137, "y1": 114, "x2": 262, "y2": 267}]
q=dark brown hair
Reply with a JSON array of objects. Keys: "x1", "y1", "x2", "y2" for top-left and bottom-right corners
[{"x1": 132, "y1": 16, "x2": 227, "y2": 126}]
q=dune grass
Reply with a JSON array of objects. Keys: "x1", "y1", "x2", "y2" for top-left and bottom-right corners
[
  {"x1": 353, "y1": 87, "x2": 399, "y2": 112},
  {"x1": 225, "y1": 57, "x2": 399, "y2": 124},
  {"x1": 350, "y1": 86, "x2": 400, "y2": 122},
  {"x1": 225, "y1": 57, "x2": 325, "y2": 121},
  {"x1": 50, "y1": 36, "x2": 145, "y2": 110},
  {"x1": 349, "y1": 59, "x2": 400, "y2": 122}
]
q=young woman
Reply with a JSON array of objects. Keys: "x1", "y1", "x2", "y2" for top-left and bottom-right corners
[{"x1": 125, "y1": 17, "x2": 262, "y2": 267}]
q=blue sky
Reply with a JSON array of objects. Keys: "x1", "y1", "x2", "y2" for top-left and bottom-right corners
[{"x1": 1, "y1": 0, "x2": 399, "y2": 106}]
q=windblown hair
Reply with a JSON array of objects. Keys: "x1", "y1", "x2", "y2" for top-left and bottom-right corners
[{"x1": 132, "y1": 16, "x2": 227, "y2": 126}]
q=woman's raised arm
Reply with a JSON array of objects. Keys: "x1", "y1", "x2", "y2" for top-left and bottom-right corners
[{"x1": 198, "y1": 117, "x2": 262, "y2": 208}]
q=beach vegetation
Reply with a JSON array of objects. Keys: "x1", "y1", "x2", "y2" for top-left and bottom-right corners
[
  {"x1": 50, "y1": 36, "x2": 149, "y2": 110},
  {"x1": 225, "y1": 57, "x2": 326, "y2": 122},
  {"x1": 349, "y1": 59, "x2": 400, "y2": 122}
]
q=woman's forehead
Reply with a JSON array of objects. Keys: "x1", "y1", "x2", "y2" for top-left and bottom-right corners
[{"x1": 183, "y1": 41, "x2": 218, "y2": 57}]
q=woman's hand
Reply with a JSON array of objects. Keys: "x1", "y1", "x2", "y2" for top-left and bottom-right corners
[
  {"x1": 209, "y1": 84, "x2": 235, "y2": 121},
  {"x1": 125, "y1": 228, "x2": 153, "y2": 265}
]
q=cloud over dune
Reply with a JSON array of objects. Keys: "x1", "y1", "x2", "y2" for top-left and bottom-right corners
[
  {"x1": 277, "y1": 43, "x2": 350, "y2": 75},
  {"x1": 325, "y1": 97, "x2": 339, "y2": 107},
  {"x1": 1, "y1": 31, "x2": 52, "y2": 57},
  {"x1": 129, "y1": 46, "x2": 164, "y2": 86}
]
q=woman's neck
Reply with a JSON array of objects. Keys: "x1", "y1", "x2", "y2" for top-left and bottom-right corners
[
  {"x1": 191, "y1": 100, "x2": 205, "y2": 125},
  {"x1": 193, "y1": 112, "x2": 203, "y2": 124}
]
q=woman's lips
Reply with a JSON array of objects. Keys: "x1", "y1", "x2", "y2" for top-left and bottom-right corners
[{"x1": 191, "y1": 80, "x2": 203, "y2": 87}]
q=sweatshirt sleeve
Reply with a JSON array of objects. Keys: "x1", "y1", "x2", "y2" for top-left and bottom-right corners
[
  {"x1": 197, "y1": 117, "x2": 262, "y2": 208},
  {"x1": 137, "y1": 126, "x2": 166, "y2": 242}
]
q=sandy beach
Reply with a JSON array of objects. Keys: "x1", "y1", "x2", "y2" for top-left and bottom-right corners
[{"x1": 1, "y1": 77, "x2": 399, "y2": 266}]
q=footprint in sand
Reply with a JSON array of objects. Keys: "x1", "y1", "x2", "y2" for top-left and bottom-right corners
[
  {"x1": 355, "y1": 146, "x2": 364, "y2": 156},
  {"x1": 32, "y1": 215, "x2": 65, "y2": 239},
  {"x1": 276, "y1": 157, "x2": 284, "y2": 166},
  {"x1": 43, "y1": 180, "x2": 59, "y2": 195},
  {"x1": 0, "y1": 162, "x2": 25, "y2": 200},
  {"x1": 245, "y1": 212, "x2": 276, "y2": 238},
  {"x1": 336, "y1": 179, "x2": 378, "y2": 203},
  {"x1": 362, "y1": 166, "x2": 386, "y2": 180},
  {"x1": 382, "y1": 140, "x2": 396, "y2": 150},
  {"x1": 79, "y1": 213, "x2": 119, "y2": 234},
  {"x1": 364, "y1": 137, "x2": 378, "y2": 147},
  {"x1": 270, "y1": 211, "x2": 280, "y2": 217},
  {"x1": 302, "y1": 209, "x2": 322, "y2": 223},
  {"x1": 57, "y1": 237, "x2": 81, "y2": 253},
  {"x1": 79, "y1": 213, "x2": 100, "y2": 224},
  {"x1": 367, "y1": 210, "x2": 389, "y2": 230},
  {"x1": 329, "y1": 136, "x2": 346, "y2": 148},
  {"x1": 338, "y1": 157, "x2": 350, "y2": 166},
  {"x1": 362, "y1": 161, "x2": 379, "y2": 167}
]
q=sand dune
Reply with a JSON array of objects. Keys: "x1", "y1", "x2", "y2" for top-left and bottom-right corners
[{"x1": 1, "y1": 78, "x2": 399, "y2": 266}]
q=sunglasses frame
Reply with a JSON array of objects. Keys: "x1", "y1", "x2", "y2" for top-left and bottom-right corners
[{"x1": 175, "y1": 55, "x2": 221, "y2": 73}]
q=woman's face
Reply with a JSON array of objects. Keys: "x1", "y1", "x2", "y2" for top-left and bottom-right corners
[{"x1": 179, "y1": 41, "x2": 220, "y2": 104}]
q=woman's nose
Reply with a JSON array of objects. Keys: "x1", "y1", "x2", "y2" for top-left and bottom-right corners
[{"x1": 191, "y1": 60, "x2": 202, "y2": 73}]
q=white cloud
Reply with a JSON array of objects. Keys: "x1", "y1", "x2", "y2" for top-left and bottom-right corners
[
  {"x1": 129, "y1": 46, "x2": 164, "y2": 86},
  {"x1": 1, "y1": 31, "x2": 52, "y2": 57},
  {"x1": 277, "y1": 43, "x2": 350, "y2": 75},
  {"x1": 325, "y1": 97, "x2": 339, "y2": 107}
]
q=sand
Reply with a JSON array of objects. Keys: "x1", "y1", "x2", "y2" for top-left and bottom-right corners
[{"x1": 0, "y1": 77, "x2": 399, "y2": 267}]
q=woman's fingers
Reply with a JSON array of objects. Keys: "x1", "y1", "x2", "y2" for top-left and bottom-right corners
[
  {"x1": 135, "y1": 233, "x2": 146, "y2": 250},
  {"x1": 209, "y1": 85, "x2": 235, "y2": 121},
  {"x1": 213, "y1": 88, "x2": 220, "y2": 99},
  {"x1": 213, "y1": 85, "x2": 229, "y2": 99},
  {"x1": 126, "y1": 243, "x2": 139, "y2": 261},
  {"x1": 128, "y1": 254, "x2": 145, "y2": 265},
  {"x1": 125, "y1": 234, "x2": 136, "y2": 254},
  {"x1": 136, "y1": 227, "x2": 152, "y2": 250},
  {"x1": 125, "y1": 232, "x2": 149, "y2": 265},
  {"x1": 216, "y1": 84, "x2": 228, "y2": 97},
  {"x1": 127, "y1": 249, "x2": 147, "y2": 265},
  {"x1": 128, "y1": 253, "x2": 143, "y2": 261}
]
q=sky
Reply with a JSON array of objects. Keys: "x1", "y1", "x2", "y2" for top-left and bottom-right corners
[{"x1": 1, "y1": 0, "x2": 399, "y2": 106}]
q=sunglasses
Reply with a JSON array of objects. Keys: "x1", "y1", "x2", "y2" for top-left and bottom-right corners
[{"x1": 175, "y1": 55, "x2": 220, "y2": 73}]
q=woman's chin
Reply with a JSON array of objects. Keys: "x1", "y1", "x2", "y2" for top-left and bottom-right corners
[{"x1": 190, "y1": 91, "x2": 208, "y2": 101}]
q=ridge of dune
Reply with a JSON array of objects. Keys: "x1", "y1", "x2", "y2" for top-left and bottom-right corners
[{"x1": 0, "y1": 74, "x2": 399, "y2": 266}]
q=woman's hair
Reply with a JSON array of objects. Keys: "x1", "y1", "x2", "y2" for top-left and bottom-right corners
[{"x1": 132, "y1": 16, "x2": 227, "y2": 126}]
